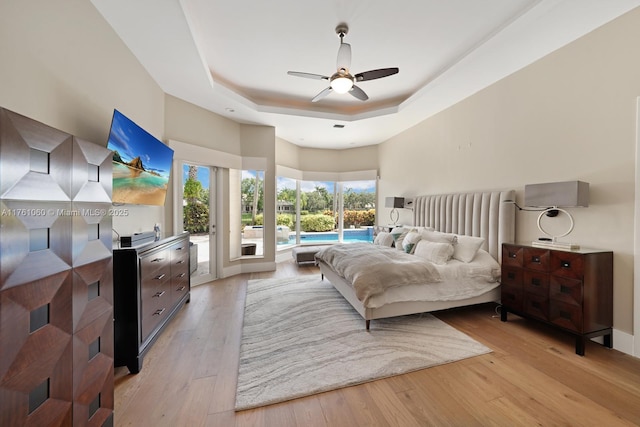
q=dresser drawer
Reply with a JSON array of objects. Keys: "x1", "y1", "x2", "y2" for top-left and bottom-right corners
[
  {"x1": 523, "y1": 248, "x2": 550, "y2": 272},
  {"x1": 501, "y1": 284, "x2": 523, "y2": 312},
  {"x1": 140, "y1": 249, "x2": 170, "y2": 275},
  {"x1": 172, "y1": 252, "x2": 189, "y2": 274},
  {"x1": 550, "y1": 300, "x2": 582, "y2": 333},
  {"x1": 502, "y1": 245, "x2": 523, "y2": 267},
  {"x1": 550, "y1": 251, "x2": 584, "y2": 280},
  {"x1": 524, "y1": 293, "x2": 549, "y2": 320},
  {"x1": 550, "y1": 276, "x2": 582, "y2": 306},
  {"x1": 172, "y1": 274, "x2": 189, "y2": 304},
  {"x1": 141, "y1": 281, "x2": 171, "y2": 341},
  {"x1": 501, "y1": 267, "x2": 523, "y2": 287},
  {"x1": 170, "y1": 241, "x2": 189, "y2": 263},
  {"x1": 140, "y1": 265, "x2": 171, "y2": 302},
  {"x1": 523, "y1": 271, "x2": 549, "y2": 296}
]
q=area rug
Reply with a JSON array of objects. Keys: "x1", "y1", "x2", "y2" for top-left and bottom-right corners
[{"x1": 235, "y1": 276, "x2": 491, "y2": 411}]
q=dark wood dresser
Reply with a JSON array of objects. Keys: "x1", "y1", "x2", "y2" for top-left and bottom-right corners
[
  {"x1": 500, "y1": 243, "x2": 613, "y2": 356},
  {"x1": 113, "y1": 232, "x2": 190, "y2": 373}
]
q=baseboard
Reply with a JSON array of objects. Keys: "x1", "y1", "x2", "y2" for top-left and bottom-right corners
[
  {"x1": 221, "y1": 261, "x2": 276, "y2": 278},
  {"x1": 611, "y1": 328, "x2": 635, "y2": 357}
]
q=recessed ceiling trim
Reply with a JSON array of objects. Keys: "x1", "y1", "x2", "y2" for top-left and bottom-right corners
[{"x1": 91, "y1": 0, "x2": 640, "y2": 149}]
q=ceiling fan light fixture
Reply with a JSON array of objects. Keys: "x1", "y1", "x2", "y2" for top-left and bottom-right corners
[
  {"x1": 287, "y1": 23, "x2": 398, "y2": 102},
  {"x1": 330, "y1": 76, "x2": 353, "y2": 94}
]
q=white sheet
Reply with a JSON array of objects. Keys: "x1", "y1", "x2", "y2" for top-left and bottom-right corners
[{"x1": 365, "y1": 249, "x2": 501, "y2": 308}]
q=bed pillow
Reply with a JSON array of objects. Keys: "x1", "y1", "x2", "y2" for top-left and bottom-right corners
[
  {"x1": 373, "y1": 231, "x2": 394, "y2": 247},
  {"x1": 420, "y1": 229, "x2": 457, "y2": 245},
  {"x1": 413, "y1": 226, "x2": 435, "y2": 233},
  {"x1": 413, "y1": 240, "x2": 455, "y2": 265},
  {"x1": 453, "y1": 235, "x2": 485, "y2": 263},
  {"x1": 401, "y1": 231, "x2": 422, "y2": 254}
]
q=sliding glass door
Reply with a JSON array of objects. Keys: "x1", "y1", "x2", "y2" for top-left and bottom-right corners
[{"x1": 180, "y1": 162, "x2": 217, "y2": 285}]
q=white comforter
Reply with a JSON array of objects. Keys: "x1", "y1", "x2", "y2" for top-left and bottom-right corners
[
  {"x1": 366, "y1": 249, "x2": 501, "y2": 308},
  {"x1": 314, "y1": 243, "x2": 441, "y2": 306}
]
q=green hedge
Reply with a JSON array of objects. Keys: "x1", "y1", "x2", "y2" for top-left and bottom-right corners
[
  {"x1": 277, "y1": 214, "x2": 294, "y2": 227},
  {"x1": 301, "y1": 214, "x2": 335, "y2": 232},
  {"x1": 183, "y1": 203, "x2": 209, "y2": 233},
  {"x1": 322, "y1": 209, "x2": 376, "y2": 227}
]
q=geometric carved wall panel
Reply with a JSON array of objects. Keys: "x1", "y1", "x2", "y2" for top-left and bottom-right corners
[
  {"x1": 0, "y1": 108, "x2": 73, "y2": 202},
  {"x1": 72, "y1": 309, "x2": 114, "y2": 427},
  {"x1": 0, "y1": 273, "x2": 73, "y2": 427},
  {"x1": 1, "y1": 107, "x2": 114, "y2": 426}
]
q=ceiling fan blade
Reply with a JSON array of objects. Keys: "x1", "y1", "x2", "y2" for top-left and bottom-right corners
[
  {"x1": 287, "y1": 71, "x2": 329, "y2": 80},
  {"x1": 336, "y1": 42, "x2": 351, "y2": 70},
  {"x1": 354, "y1": 68, "x2": 399, "y2": 82},
  {"x1": 349, "y1": 85, "x2": 368, "y2": 101},
  {"x1": 312, "y1": 87, "x2": 333, "y2": 102}
]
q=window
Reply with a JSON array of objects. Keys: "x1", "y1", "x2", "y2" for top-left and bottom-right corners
[
  {"x1": 239, "y1": 169, "x2": 264, "y2": 256},
  {"x1": 275, "y1": 175, "x2": 376, "y2": 248}
]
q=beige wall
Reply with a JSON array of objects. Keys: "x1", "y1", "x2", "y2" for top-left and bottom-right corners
[
  {"x1": 379, "y1": 8, "x2": 640, "y2": 334},
  {"x1": 0, "y1": 0, "x2": 166, "y2": 236},
  {"x1": 165, "y1": 95, "x2": 241, "y2": 155},
  {"x1": 298, "y1": 146, "x2": 379, "y2": 172},
  {"x1": 240, "y1": 125, "x2": 277, "y2": 264},
  {"x1": 276, "y1": 137, "x2": 379, "y2": 173}
]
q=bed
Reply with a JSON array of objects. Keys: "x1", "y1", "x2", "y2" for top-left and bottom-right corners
[{"x1": 315, "y1": 190, "x2": 515, "y2": 329}]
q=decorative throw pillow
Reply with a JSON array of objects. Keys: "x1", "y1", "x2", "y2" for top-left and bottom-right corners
[
  {"x1": 390, "y1": 226, "x2": 411, "y2": 250},
  {"x1": 373, "y1": 231, "x2": 394, "y2": 247},
  {"x1": 402, "y1": 231, "x2": 422, "y2": 254},
  {"x1": 420, "y1": 229, "x2": 457, "y2": 245},
  {"x1": 453, "y1": 235, "x2": 485, "y2": 263},
  {"x1": 413, "y1": 240, "x2": 455, "y2": 265}
]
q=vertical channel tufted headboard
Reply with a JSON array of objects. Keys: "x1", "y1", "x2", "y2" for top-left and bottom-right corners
[{"x1": 412, "y1": 190, "x2": 516, "y2": 262}]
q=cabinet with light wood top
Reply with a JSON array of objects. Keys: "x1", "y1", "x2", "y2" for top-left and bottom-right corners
[{"x1": 500, "y1": 243, "x2": 613, "y2": 356}]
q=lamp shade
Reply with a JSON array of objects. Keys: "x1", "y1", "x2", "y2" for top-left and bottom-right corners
[
  {"x1": 385, "y1": 197, "x2": 405, "y2": 208},
  {"x1": 524, "y1": 181, "x2": 589, "y2": 207}
]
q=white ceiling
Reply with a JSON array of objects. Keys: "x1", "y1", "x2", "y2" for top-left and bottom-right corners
[{"x1": 91, "y1": 0, "x2": 640, "y2": 150}]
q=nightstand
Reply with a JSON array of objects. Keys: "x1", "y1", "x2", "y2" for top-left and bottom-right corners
[{"x1": 500, "y1": 243, "x2": 613, "y2": 356}]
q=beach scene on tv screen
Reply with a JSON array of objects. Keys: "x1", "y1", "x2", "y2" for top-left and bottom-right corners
[{"x1": 107, "y1": 110, "x2": 173, "y2": 206}]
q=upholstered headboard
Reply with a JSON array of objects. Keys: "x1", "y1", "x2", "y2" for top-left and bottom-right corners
[{"x1": 412, "y1": 190, "x2": 516, "y2": 262}]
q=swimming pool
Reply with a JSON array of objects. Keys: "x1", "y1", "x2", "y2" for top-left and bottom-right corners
[{"x1": 278, "y1": 227, "x2": 374, "y2": 245}]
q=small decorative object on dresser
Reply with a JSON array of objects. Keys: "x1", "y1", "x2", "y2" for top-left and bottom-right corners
[
  {"x1": 113, "y1": 232, "x2": 191, "y2": 373},
  {"x1": 500, "y1": 243, "x2": 613, "y2": 356}
]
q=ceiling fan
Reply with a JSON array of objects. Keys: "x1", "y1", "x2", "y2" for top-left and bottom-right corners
[{"x1": 287, "y1": 24, "x2": 399, "y2": 102}]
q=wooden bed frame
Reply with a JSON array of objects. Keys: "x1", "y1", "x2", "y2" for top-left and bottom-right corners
[{"x1": 317, "y1": 190, "x2": 516, "y2": 329}]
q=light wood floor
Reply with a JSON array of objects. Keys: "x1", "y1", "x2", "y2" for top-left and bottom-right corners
[{"x1": 114, "y1": 259, "x2": 640, "y2": 426}]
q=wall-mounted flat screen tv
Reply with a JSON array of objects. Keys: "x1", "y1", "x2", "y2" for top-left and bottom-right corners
[{"x1": 106, "y1": 109, "x2": 174, "y2": 206}]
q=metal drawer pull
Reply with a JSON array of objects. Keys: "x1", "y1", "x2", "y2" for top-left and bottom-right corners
[
  {"x1": 178, "y1": 273, "x2": 186, "y2": 278},
  {"x1": 176, "y1": 260, "x2": 184, "y2": 264},
  {"x1": 507, "y1": 272, "x2": 515, "y2": 280},
  {"x1": 531, "y1": 256, "x2": 540, "y2": 263},
  {"x1": 176, "y1": 286, "x2": 186, "y2": 291},
  {"x1": 561, "y1": 260, "x2": 571, "y2": 268},
  {"x1": 175, "y1": 246, "x2": 183, "y2": 250},
  {"x1": 509, "y1": 252, "x2": 516, "y2": 258},
  {"x1": 153, "y1": 308, "x2": 166, "y2": 316},
  {"x1": 151, "y1": 257, "x2": 163, "y2": 263},
  {"x1": 560, "y1": 285, "x2": 571, "y2": 294},
  {"x1": 155, "y1": 274, "x2": 166, "y2": 280},
  {"x1": 153, "y1": 291, "x2": 166, "y2": 298},
  {"x1": 531, "y1": 278, "x2": 541, "y2": 286}
]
